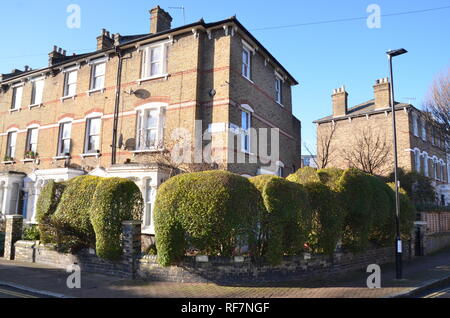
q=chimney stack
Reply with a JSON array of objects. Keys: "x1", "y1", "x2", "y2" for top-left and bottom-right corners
[
  {"x1": 332, "y1": 86, "x2": 348, "y2": 117},
  {"x1": 150, "y1": 6, "x2": 173, "y2": 34},
  {"x1": 97, "y1": 28, "x2": 114, "y2": 51},
  {"x1": 373, "y1": 77, "x2": 391, "y2": 109},
  {"x1": 48, "y1": 45, "x2": 67, "y2": 66}
]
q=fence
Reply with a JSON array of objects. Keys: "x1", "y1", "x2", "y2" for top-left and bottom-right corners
[{"x1": 419, "y1": 212, "x2": 450, "y2": 234}]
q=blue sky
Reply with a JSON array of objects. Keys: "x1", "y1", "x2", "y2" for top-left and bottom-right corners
[{"x1": 1, "y1": 0, "x2": 449, "y2": 154}]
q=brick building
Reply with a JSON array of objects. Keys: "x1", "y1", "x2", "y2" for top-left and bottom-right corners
[
  {"x1": 0, "y1": 6, "x2": 301, "y2": 235},
  {"x1": 314, "y1": 78, "x2": 449, "y2": 204}
]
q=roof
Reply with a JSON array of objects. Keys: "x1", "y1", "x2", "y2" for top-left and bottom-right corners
[
  {"x1": 313, "y1": 99, "x2": 412, "y2": 124},
  {"x1": 1, "y1": 17, "x2": 298, "y2": 85}
]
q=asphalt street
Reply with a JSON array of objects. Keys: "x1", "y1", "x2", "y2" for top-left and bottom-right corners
[{"x1": 0, "y1": 285, "x2": 50, "y2": 298}]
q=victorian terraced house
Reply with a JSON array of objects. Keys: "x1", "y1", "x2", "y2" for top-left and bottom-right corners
[{"x1": 0, "y1": 6, "x2": 301, "y2": 238}]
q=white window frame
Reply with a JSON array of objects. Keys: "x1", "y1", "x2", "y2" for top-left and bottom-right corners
[
  {"x1": 63, "y1": 68, "x2": 78, "y2": 98},
  {"x1": 276, "y1": 161, "x2": 285, "y2": 177},
  {"x1": 423, "y1": 154, "x2": 429, "y2": 177},
  {"x1": 241, "y1": 110, "x2": 252, "y2": 153},
  {"x1": 140, "y1": 41, "x2": 170, "y2": 80},
  {"x1": 6, "y1": 130, "x2": 18, "y2": 160},
  {"x1": 57, "y1": 122, "x2": 72, "y2": 156},
  {"x1": 89, "y1": 59, "x2": 107, "y2": 92},
  {"x1": 11, "y1": 84, "x2": 23, "y2": 110},
  {"x1": 412, "y1": 113, "x2": 419, "y2": 137},
  {"x1": 30, "y1": 77, "x2": 45, "y2": 106},
  {"x1": 84, "y1": 117, "x2": 102, "y2": 154},
  {"x1": 242, "y1": 46, "x2": 252, "y2": 80},
  {"x1": 275, "y1": 75, "x2": 283, "y2": 105},
  {"x1": 143, "y1": 178, "x2": 155, "y2": 231},
  {"x1": 25, "y1": 127, "x2": 39, "y2": 154},
  {"x1": 414, "y1": 149, "x2": 421, "y2": 172},
  {"x1": 135, "y1": 104, "x2": 166, "y2": 152}
]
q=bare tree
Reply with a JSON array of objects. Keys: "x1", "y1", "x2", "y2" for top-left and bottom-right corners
[
  {"x1": 341, "y1": 127, "x2": 391, "y2": 175},
  {"x1": 424, "y1": 68, "x2": 450, "y2": 147},
  {"x1": 309, "y1": 123, "x2": 337, "y2": 169}
]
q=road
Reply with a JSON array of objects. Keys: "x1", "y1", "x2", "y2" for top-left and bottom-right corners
[
  {"x1": 420, "y1": 285, "x2": 450, "y2": 298},
  {"x1": 0, "y1": 285, "x2": 49, "y2": 298}
]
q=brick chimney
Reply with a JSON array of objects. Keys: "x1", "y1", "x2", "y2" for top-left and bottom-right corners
[
  {"x1": 373, "y1": 77, "x2": 391, "y2": 109},
  {"x1": 150, "y1": 6, "x2": 173, "y2": 34},
  {"x1": 96, "y1": 29, "x2": 114, "y2": 51},
  {"x1": 48, "y1": 46, "x2": 67, "y2": 66},
  {"x1": 332, "y1": 86, "x2": 348, "y2": 117}
]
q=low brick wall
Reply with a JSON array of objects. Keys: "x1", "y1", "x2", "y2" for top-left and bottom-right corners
[
  {"x1": 14, "y1": 241, "x2": 134, "y2": 277},
  {"x1": 136, "y1": 245, "x2": 413, "y2": 284},
  {"x1": 424, "y1": 232, "x2": 450, "y2": 255}
]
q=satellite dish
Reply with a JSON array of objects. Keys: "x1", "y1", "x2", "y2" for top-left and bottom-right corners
[{"x1": 133, "y1": 89, "x2": 150, "y2": 99}]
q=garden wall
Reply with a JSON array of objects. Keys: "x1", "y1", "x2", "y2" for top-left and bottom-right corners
[{"x1": 13, "y1": 240, "x2": 414, "y2": 284}]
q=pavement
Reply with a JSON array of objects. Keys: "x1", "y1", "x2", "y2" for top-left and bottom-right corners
[{"x1": 1, "y1": 248, "x2": 450, "y2": 298}]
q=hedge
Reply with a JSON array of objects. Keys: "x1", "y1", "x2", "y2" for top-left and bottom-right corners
[
  {"x1": 35, "y1": 180, "x2": 66, "y2": 244},
  {"x1": 90, "y1": 178, "x2": 143, "y2": 260},
  {"x1": 303, "y1": 182, "x2": 345, "y2": 255},
  {"x1": 154, "y1": 170, "x2": 264, "y2": 266},
  {"x1": 286, "y1": 166, "x2": 321, "y2": 184},
  {"x1": 52, "y1": 176, "x2": 101, "y2": 252},
  {"x1": 250, "y1": 175, "x2": 311, "y2": 264},
  {"x1": 316, "y1": 168, "x2": 344, "y2": 191},
  {"x1": 337, "y1": 169, "x2": 375, "y2": 252}
]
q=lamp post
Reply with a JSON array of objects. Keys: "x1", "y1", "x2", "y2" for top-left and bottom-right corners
[{"x1": 386, "y1": 48, "x2": 408, "y2": 280}]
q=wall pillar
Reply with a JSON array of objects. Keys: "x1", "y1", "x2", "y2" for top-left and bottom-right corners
[
  {"x1": 122, "y1": 220, "x2": 142, "y2": 278},
  {"x1": 4, "y1": 215, "x2": 23, "y2": 260}
]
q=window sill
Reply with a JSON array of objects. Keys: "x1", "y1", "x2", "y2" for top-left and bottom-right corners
[
  {"x1": 80, "y1": 153, "x2": 101, "y2": 158},
  {"x1": 21, "y1": 158, "x2": 38, "y2": 163},
  {"x1": 242, "y1": 75, "x2": 254, "y2": 84},
  {"x1": 86, "y1": 88, "x2": 105, "y2": 95},
  {"x1": 60, "y1": 95, "x2": 77, "y2": 102},
  {"x1": 1, "y1": 161, "x2": 16, "y2": 165},
  {"x1": 9, "y1": 108, "x2": 20, "y2": 113},
  {"x1": 131, "y1": 148, "x2": 165, "y2": 154},
  {"x1": 28, "y1": 103, "x2": 43, "y2": 110},
  {"x1": 52, "y1": 155, "x2": 71, "y2": 160},
  {"x1": 141, "y1": 227, "x2": 154, "y2": 235},
  {"x1": 138, "y1": 74, "x2": 169, "y2": 84},
  {"x1": 276, "y1": 101, "x2": 284, "y2": 107}
]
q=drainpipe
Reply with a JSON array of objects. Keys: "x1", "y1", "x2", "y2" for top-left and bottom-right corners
[{"x1": 111, "y1": 46, "x2": 123, "y2": 166}]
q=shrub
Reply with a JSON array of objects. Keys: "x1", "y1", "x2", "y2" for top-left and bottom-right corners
[
  {"x1": 316, "y1": 168, "x2": 344, "y2": 191},
  {"x1": 250, "y1": 175, "x2": 312, "y2": 264},
  {"x1": 303, "y1": 182, "x2": 345, "y2": 255},
  {"x1": 337, "y1": 169, "x2": 375, "y2": 252},
  {"x1": 366, "y1": 176, "x2": 396, "y2": 246},
  {"x1": 52, "y1": 176, "x2": 101, "y2": 252},
  {"x1": 90, "y1": 178, "x2": 143, "y2": 260},
  {"x1": 286, "y1": 167, "x2": 320, "y2": 184},
  {"x1": 387, "y1": 183, "x2": 417, "y2": 239},
  {"x1": 35, "y1": 180, "x2": 66, "y2": 243},
  {"x1": 386, "y1": 168, "x2": 435, "y2": 205},
  {"x1": 23, "y1": 224, "x2": 41, "y2": 241},
  {"x1": 154, "y1": 170, "x2": 264, "y2": 266}
]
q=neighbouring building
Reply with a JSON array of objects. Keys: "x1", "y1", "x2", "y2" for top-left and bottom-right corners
[
  {"x1": 0, "y1": 6, "x2": 301, "y2": 238},
  {"x1": 314, "y1": 78, "x2": 449, "y2": 204},
  {"x1": 301, "y1": 155, "x2": 317, "y2": 168}
]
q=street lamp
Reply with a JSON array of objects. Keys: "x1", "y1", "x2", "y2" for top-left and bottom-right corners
[{"x1": 386, "y1": 48, "x2": 408, "y2": 280}]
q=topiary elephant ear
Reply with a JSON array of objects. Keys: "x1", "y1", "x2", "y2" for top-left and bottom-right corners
[{"x1": 153, "y1": 170, "x2": 265, "y2": 267}]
